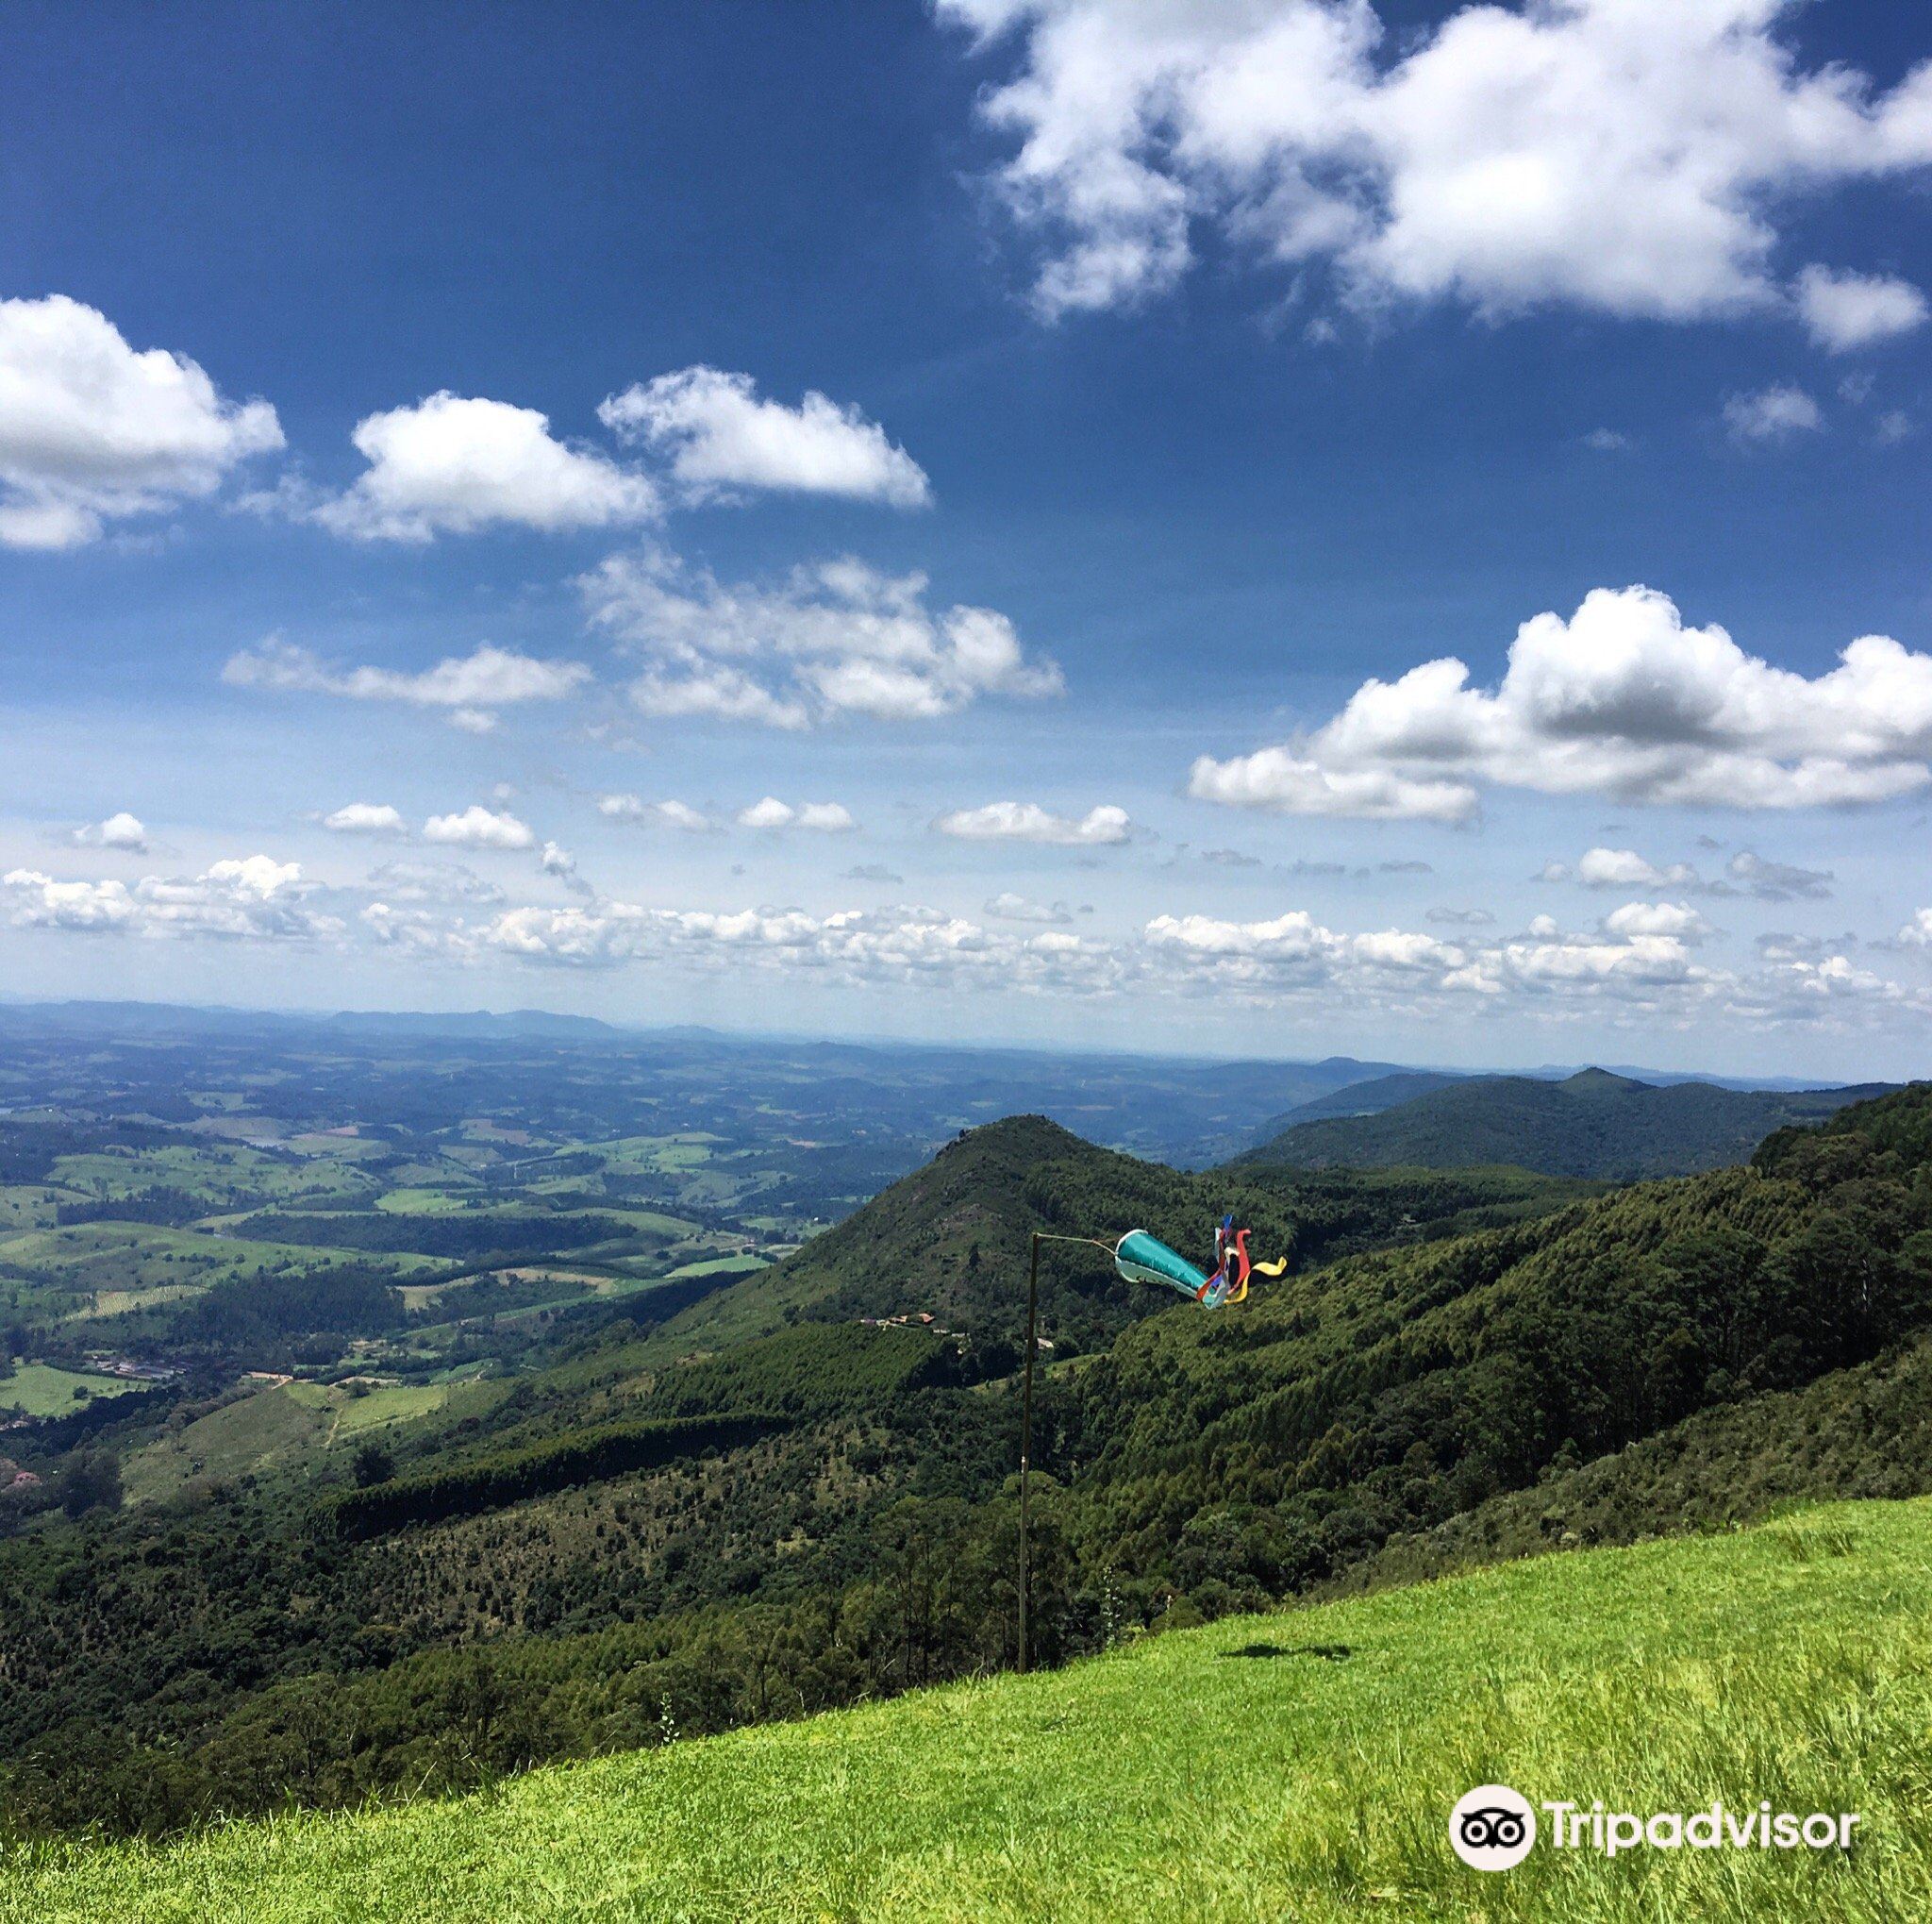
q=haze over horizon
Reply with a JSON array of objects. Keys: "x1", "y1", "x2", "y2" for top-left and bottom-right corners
[{"x1": 5, "y1": 1, "x2": 1932, "y2": 1081}]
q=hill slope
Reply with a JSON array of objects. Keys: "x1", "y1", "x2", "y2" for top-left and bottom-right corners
[
  {"x1": 1241, "y1": 1067, "x2": 1888, "y2": 1179},
  {"x1": 14, "y1": 1497, "x2": 1929, "y2": 1923},
  {"x1": 648, "y1": 1113, "x2": 1597, "y2": 1358}
]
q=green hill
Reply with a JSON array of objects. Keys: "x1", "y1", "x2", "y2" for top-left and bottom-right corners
[
  {"x1": 12, "y1": 1496, "x2": 1931, "y2": 1923},
  {"x1": 658, "y1": 1112, "x2": 1598, "y2": 1360},
  {"x1": 4, "y1": 1091, "x2": 1927, "y2": 1852},
  {"x1": 1249, "y1": 1067, "x2": 1468, "y2": 1137},
  {"x1": 1067, "y1": 1084, "x2": 1932, "y2": 1599},
  {"x1": 1240, "y1": 1068, "x2": 1888, "y2": 1179}
]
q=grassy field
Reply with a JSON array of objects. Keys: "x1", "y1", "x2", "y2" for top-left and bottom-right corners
[
  {"x1": 115, "y1": 1379, "x2": 502, "y2": 1503},
  {"x1": 0, "y1": 1362, "x2": 144, "y2": 1417},
  {"x1": 0, "y1": 1186, "x2": 75, "y2": 1233},
  {"x1": 0, "y1": 1222, "x2": 442, "y2": 1295},
  {"x1": 7, "y1": 1497, "x2": 1929, "y2": 1921}
]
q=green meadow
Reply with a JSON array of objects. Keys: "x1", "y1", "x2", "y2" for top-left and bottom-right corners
[
  {"x1": 8, "y1": 1497, "x2": 1928, "y2": 1923},
  {"x1": 0, "y1": 1362, "x2": 143, "y2": 1418}
]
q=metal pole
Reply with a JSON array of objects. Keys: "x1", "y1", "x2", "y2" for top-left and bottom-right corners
[{"x1": 1019, "y1": 1230, "x2": 1040, "y2": 1675}]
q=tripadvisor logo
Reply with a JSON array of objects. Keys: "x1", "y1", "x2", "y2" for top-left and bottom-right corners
[
  {"x1": 1451, "y1": 1785, "x2": 1537, "y2": 1870},
  {"x1": 1450, "y1": 1784, "x2": 1863, "y2": 1871}
]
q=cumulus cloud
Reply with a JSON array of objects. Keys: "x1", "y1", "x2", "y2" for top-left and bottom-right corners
[
  {"x1": 0, "y1": 293, "x2": 282, "y2": 549},
  {"x1": 579, "y1": 545, "x2": 1062, "y2": 728},
  {"x1": 453, "y1": 899, "x2": 1126, "y2": 1000},
  {"x1": 1602, "y1": 900, "x2": 1712, "y2": 943},
  {"x1": 597, "y1": 794, "x2": 716, "y2": 832},
  {"x1": 1191, "y1": 585, "x2": 1932, "y2": 821},
  {"x1": 735, "y1": 797, "x2": 858, "y2": 832},
  {"x1": 1900, "y1": 909, "x2": 1932, "y2": 947},
  {"x1": 73, "y1": 811, "x2": 149, "y2": 853},
  {"x1": 941, "y1": 0, "x2": 1932, "y2": 330},
  {"x1": 932, "y1": 801, "x2": 1132, "y2": 845},
  {"x1": 2, "y1": 855, "x2": 333, "y2": 941},
  {"x1": 986, "y1": 891, "x2": 1074, "y2": 924},
  {"x1": 422, "y1": 806, "x2": 535, "y2": 850},
  {"x1": 1795, "y1": 267, "x2": 1930, "y2": 351},
  {"x1": 225, "y1": 639, "x2": 590, "y2": 733},
  {"x1": 313, "y1": 392, "x2": 659, "y2": 541},
  {"x1": 1544, "y1": 847, "x2": 1700, "y2": 890},
  {"x1": 1726, "y1": 849, "x2": 1833, "y2": 901},
  {"x1": 323, "y1": 802, "x2": 408, "y2": 837},
  {"x1": 1542, "y1": 844, "x2": 1834, "y2": 901},
  {"x1": 1426, "y1": 906, "x2": 1494, "y2": 927},
  {"x1": 1724, "y1": 383, "x2": 1824, "y2": 444},
  {"x1": 598, "y1": 367, "x2": 931, "y2": 508}
]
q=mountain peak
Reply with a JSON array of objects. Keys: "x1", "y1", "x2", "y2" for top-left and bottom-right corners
[{"x1": 1560, "y1": 1067, "x2": 1649, "y2": 1094}]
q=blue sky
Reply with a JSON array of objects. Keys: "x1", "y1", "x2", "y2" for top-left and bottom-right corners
[{"x1": 2, "y1": 0, "x2": 1931, "y2": 1077}]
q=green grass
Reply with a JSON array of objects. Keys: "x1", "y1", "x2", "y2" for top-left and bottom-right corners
[
  {"x1": 0, "y1": 1362, "x2": 143, "y2": 1417},
  {"x1": 10, "y1": 1497, "x2": 1932, "y2": 1921},
  {"x1": 47, "y1": 1143, "x2": 377, "y2": 1207},
  {"x1": 0, "y1": 1222, "x2": 442, "y2": 1296},
  {"x1": 662, "y1": 1252, "x2": 771, "y2": 1280},
  {"x1": 375, "y1": 1188, "x2": 486, "y2": 1215},
  {"x1": 0, "y1": 1186, "x2": 75, "y2": 1233},
  {"x1": 118, "y1": 1379, "x2": 479, "y2": 1503}
]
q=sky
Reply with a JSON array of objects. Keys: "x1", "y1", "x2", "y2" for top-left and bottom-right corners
[{"x1": 2, "y1": 0, "x2": 1931, "y2": 1078}]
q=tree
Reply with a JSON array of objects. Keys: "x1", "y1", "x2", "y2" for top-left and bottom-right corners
[
  {"x1": 351, "y1": 1441, "x2": 395, "y2": 1488},
  {"x1": 58, "y1": 1448, "x2": 123, "y2": 1520}
]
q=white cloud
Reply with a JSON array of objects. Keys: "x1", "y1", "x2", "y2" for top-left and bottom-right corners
[
  {"x1": 467, "y1": 898, "x2": 1124, "y2": 997},
  {"x1": 1191, "y1": 585, "x2": 1932, "y2": 821},
  {"x1": 988, "y1": 892, "x2": 1075, "y2": 924},
  {"x1": 73, "y1": 811, "x2": 150, "y2": 853},
  {"x1": 933, "y1": 800, "x2": 1132, "y2": 845},
  {"x1": 314, "y1": 392, "x2": 659, "y2": 541},
  {"x1": 1900, "y1": 909, "x2": 1932, "y2": 947},
  {"x1": 1188, "y1": 751, "x2": 1477, "y2": 824},
  {"x1": 323, "y1": 802, "x2": 408, "y2": 837},
  {"x1": 941, "y1": 1, "x2": 1932, "y2": 330},
  {"x1": 1550, "y1": 847, "x2": 1700, "y2": 891},
  {"x1": 796, "y1": 803, "x2": 858, "y2": 833},
  {"x1": 598, "y1": 794, "x2": 716, "y2": 832},
  {"x1": 734, "y1": 798, "x2": 859, "y2": 833},
  {"x1": 1795, "y1": 266, "x2": 1929, "y2": 351},
  {"x1": 422, "y1": 806, "x2": 535, "y2": 850},
  {"x1": 1602, "y1": 900, "x2": 1712, "y2": 943},
  {"x1": 1541, "y1": 844, "x2": 1834, "y2": 901},
  {"x1": 2, "y1": 855, "x2": 333, "y2": 941},
  {"x1": 598, "y1": 367, "x2": 931, "y2": 508},
  {"x1": 580, "y1": 545, "x2": 1062, "y2": 728},
  {"x1": 1726, "y1": 849, "x2": 1833, "y2": 901},
  {"x1": 0, "y1": 294, "x2": 282, "y2": 549},
  {"x1": 1724, "y1": 384, "x2": 1824, "y2": 444},
  {"x1": 224, "y1": 639, "x2": 590, "y2": 732}
]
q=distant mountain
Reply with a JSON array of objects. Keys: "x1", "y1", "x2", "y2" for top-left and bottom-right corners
[
  {"x1": 0, "y1": 999, "x2": 620, "y2": 1042},
  {"x1": 1251, "y1": 1069, "x2": 1470, "y2": 1137},
  {"x1": 1238, "y1": 1068, "x2": 1894, "y2": 1180},
  {"x1": 658, "y1": 1114, "x2": 1598, "y2": 1359},
  {"x1": 322, "y1": 1008, "x2": 619, "y2": 1040}
]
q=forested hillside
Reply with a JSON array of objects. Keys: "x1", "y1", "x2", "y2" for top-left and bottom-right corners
[
  {"x1": 715, "y1": 1113, "x2": 1598, "y2": 1357},
  {"x1": 1241, "y1": 1066, "x2": 1886, "y2": 1179},
  {"x1": 2, "y1": 1085, "x2": 1928, "y2": 1846}
]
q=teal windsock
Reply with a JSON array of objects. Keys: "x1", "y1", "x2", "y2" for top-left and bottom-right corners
[{"x1": 1114, "y1": 1229, "x2": 1221, "y2": 1304}]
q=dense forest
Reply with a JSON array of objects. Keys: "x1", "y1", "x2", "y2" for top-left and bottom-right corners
[
  {"x1": 2, "y1": 1085, "x2": 1929, "y2": 1840},
  {"x1": 1241, "y1": 1066, "x2": 1886, "y2": 1179}
]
